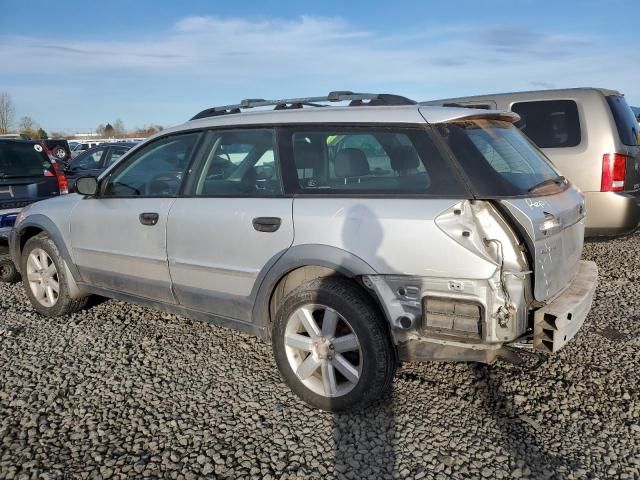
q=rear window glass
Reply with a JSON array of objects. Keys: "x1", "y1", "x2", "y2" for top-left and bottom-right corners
[
  {"x1": 288, "y1": 127, "x2": 466, "y2": 195},
  {"x1": 511, "y1": 100, "x2": 581, "y2": 148},
  {"x1": 436, "y1": 119, "x2": 562, "y2": 197},
  {"x1": 606, "y1": 95, "x2": 639, "y2": 146},
  {"x1": 0, "y1": 142, "x2": 54, "y2": 178}
]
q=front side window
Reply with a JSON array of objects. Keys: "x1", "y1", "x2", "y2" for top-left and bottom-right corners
[
  {"x1": 103, "y1": 133, "x2": 199, "y2": 197},
  {"x1": 71, "y1": 148, "x2": 105, "y2": 171},
  {"x1": 511, "y1": 100, "x2": 581, "y2": 148},
  {"x1": 189, "y1": 129, "x2": 281, "y2": 196},
  {"x1": 287, "y1": 127, "x2": 466, "y2": 195},
  {"x1": 436, "y1": 119, "x2": 562, "y2": 197}
]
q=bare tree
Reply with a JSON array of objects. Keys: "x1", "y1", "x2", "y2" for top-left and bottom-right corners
[
  {"x1": 113, "y1": 118, "x2": 126, "y2": 137},
  {"x1": 0, "y1": 92, "x2": 15, "y2": 134},
  {"x1": 18, "y1": 116, "x2": 41, "y2": 139}
]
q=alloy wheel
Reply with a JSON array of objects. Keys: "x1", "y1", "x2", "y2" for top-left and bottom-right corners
[
  {"x1": 284, "y1": 304, "x2": 362, "y2": 397},
  {"x1": 26, "y1": 248, "x2": 60, "y2": 307}
]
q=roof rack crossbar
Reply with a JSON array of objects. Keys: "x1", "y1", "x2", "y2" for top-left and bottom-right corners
[{"x1": 190, "y1": 91, "x2": 415, "y2": 120}]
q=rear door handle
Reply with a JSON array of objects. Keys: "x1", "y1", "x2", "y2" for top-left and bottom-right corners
[
  {"x1": 253, "y1": 217, "x2": 281, "y2": 233},
  {"x1": 139, "y1": 212, "x2": 159, "y2": 226}
]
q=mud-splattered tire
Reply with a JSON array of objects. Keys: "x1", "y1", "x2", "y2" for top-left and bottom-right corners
[{"x1": 273, "y1": 277, "x2": 396, "y2": 411}]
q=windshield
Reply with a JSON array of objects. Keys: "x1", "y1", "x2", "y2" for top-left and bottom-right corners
[
  {"x1": 436, "y1": 119, "x2": 562, "y2": 197},
  {"x1": 0, "y1": 142, "x2": 54, "y2": 178}
]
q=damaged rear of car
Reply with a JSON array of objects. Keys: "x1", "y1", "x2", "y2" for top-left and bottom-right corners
[{"x1": 365, "y1": 109, "x2": 598, "y2": 363}]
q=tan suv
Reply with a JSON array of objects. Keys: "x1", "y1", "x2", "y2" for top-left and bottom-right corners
[{"x1": 424, "y1": 88, "x2": 640, "y2": 237}]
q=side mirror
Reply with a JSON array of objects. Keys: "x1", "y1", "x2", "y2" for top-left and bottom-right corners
[{"x1": 75, "y1": 176, "x2": 99, "y2": 196}]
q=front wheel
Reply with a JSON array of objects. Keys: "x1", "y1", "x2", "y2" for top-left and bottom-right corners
[
  {"x1": 272, "y1": 277, "x2": 396, "y2": 411},
  {"x1": 20, "y1": 234, "x2": 87, "y2": 316}
]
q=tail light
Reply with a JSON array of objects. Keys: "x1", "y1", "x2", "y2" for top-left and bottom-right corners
[
  {"x1": 601, "y1": 153, "x2": 627, "y2": 192},
  {"x1": 49, "y1": 160, "x2": 69, "y2": 194}
]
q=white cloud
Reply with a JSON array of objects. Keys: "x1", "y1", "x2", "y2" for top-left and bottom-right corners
[{"x1": 0, "y1": 15, "x2": 638, "y2": 129}]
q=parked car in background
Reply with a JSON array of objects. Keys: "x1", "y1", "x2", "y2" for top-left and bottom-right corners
[
  {"x1": 64, "y1": 142, "x2": 137, "y2": 186},
  {"x1": 0, "y1": 139, "x2": 68, "y2": 282},
  {"x1": 423, "y1": 88, "x2": 640, "y2": 237},
  {"x1": 41, "y1": 139, "x2": 72, "y2": 163},
  {"x1": 70, "y1": 141, "x2": 103, "y2": 158},
  {"x1": 8, "y1": 92, "x2": 597, "y2": 411}
]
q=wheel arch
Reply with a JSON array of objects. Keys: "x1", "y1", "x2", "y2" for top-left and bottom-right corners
[
  {"x1": 251, "y1": 244, "x2": 382, "y2": 342},
  {"x1": 14, "y1": 215, "x2": 86, "y2": 298}
]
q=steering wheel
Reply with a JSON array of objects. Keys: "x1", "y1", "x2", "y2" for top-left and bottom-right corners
[{"x1": 144, "y1": 172, "x2": 180, "y2": 196}]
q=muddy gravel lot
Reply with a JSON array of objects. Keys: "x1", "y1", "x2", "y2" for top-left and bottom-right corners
[{"x1": 1, "y1": 235, "x2": 639, "y2": 480}]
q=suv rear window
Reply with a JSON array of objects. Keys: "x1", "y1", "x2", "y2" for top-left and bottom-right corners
[
  {"x1": 606, "y1": 95, "x2": 639, "y2": 146},
  {"x1": 0, "y1": 142, "x2": 54, "y2": 178},
  {"x1": 286, "y1": 127, "x2": 466, "y2": 195},
  {"x1": 511, "y1": 100, "x2": 581, "y2": 148},
  {"x1": 436, "y1": 119, "x2": 562, "y2": 197}
]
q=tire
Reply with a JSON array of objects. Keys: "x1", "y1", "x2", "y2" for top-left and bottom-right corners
[
  {"x1": 0, "y1": 254, "x2": 20, "y2": 283},
  {"x1": 272, "y1": 277, "x2": 396, "y2": 411},
  {"x1": 20, "y1": 233, "x2": 87, "y2": 316},
  {"x1": 53, "y1": 146, "x2": 66, "y2": 160}
]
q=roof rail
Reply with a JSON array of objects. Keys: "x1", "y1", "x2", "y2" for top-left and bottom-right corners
[{"x1": 190, "y1": 91, "x2": 416, "y2": 120}]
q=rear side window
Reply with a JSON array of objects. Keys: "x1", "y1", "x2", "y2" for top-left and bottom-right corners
[
  {"x1": 436, "y1": 119, "x2": 562, "y2": 197},
  {"x1": 606, "y1": 95, "x2": 639, "y2": 146},
  {"x1": 0, "y1": 142, "x2": 53, "y2": 178},
  {"x1": 105, "y1": 147, "x2": 129, "y2": 167},
  {"x1": 286, "y1": 127, "x2": 466, "y2": 195},
  {"x1": 511, "y1": 100, "x2": 581, "y2": 148}
]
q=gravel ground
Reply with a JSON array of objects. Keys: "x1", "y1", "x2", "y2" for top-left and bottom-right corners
[{"x1": 0, "y1": 235, "x2": 639, "y2": 480}]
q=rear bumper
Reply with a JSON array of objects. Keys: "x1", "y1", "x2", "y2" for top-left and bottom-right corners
[
  {"x1": 533, "y1": 260, "x2": 598, "y2": 353},
  {"x1": 584, "y1": 190, "x2": 640, "y2": 237}
]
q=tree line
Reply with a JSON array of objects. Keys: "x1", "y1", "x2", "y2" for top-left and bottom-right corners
[{"x1": 0, "y1": 91, "x2": 163, "y2": 139}]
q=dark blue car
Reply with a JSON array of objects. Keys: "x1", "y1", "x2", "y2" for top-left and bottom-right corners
[{"x1": 63, "y1": 142, "x2": 138, "y2": 186}]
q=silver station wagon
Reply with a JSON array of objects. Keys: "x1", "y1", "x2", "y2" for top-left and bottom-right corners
[{"x1": 9, "y1": 92, "x2": 598, "y2": 411}]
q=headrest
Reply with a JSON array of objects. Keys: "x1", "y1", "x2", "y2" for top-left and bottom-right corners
[
  {"x1": 334, "y1": 148, "x2": 369, "y2": 177},
  {"x1": 390, "y1": 145, "x2": 420, "y2": 172},
  {"x1": 294, "y1": 141, "x2": 324, "y2": 170}
]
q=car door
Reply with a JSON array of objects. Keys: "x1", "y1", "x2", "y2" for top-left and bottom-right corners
[
  {"x1": 69, "y1": 132, "x2": 201, "y2": 302},
  {"x1": 167, "y1": 128, "x2": 294, "y2": 321}
]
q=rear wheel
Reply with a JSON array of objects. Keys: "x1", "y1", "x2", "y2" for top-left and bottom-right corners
[
  {"x1": 0, "y1": 254, "x2": 20, "y2": 283},
  {"x1": 272, "y1": 277, "x2": 396, "y2": 411},
  {"x1": 21, "y1": 234, "x2": 87, "y2": 316}
]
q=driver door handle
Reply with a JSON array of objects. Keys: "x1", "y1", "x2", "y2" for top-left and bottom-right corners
[
  {"x1": 253, "y1": 217, "x2": 281, "y2": 233},
  {"x1": 139, "y1": 212, "x2": 159, "y2": 226}
]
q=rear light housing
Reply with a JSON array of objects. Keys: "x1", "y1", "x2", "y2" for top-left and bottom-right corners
[
  {"x1": 49, "y1": 159, "x2": 69, "y2": 194},
  {"x1": 601, "y1": 153, "x2": 627, "y2": 192}
]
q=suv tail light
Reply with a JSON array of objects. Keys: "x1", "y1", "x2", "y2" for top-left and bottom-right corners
[
  {"x1": 601, "y1": 153, "x2": 627, "y2": 192},
  {"x1": 50, "y1": 160, "x2": 69, "y2": 194}
]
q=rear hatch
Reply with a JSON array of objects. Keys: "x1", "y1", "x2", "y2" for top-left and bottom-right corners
[
  {"x1": 605, "y1": 95, "x2": 640, "y2": 192},
  {"x1": 432, "y1": 116, "x2": 585, "y2": 301},
  {"x1": 0, "y1": 141, "x2": 61, "y2": 211}
]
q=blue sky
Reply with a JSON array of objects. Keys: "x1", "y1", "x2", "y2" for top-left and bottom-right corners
[{"x1": 1, "y1": 0, "x2": 638, "y2": 133}]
